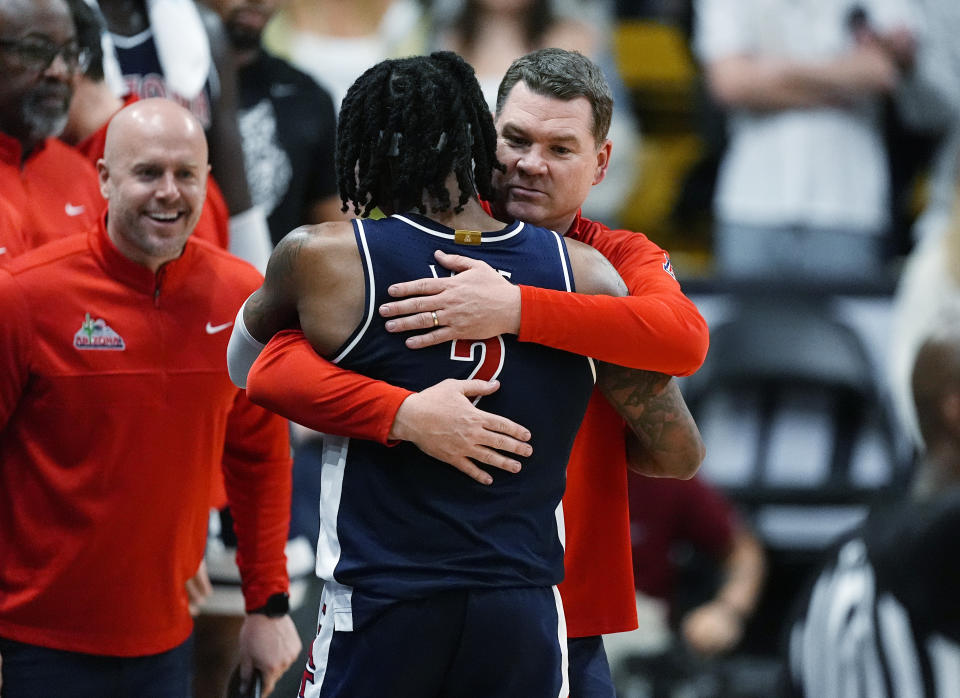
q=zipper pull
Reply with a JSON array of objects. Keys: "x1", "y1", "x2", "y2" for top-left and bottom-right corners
[{"x1": 154, "y1": 268, "x2": 166, "y2": 307}]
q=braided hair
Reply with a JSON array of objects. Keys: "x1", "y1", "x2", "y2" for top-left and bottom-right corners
[{"x1": 336, "y1": 51, "x2": 503, "y2": 218}]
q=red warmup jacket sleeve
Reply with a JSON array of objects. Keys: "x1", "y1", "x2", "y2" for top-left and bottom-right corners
[
  {"x1": 518, "y1": 224, "x2": 709, "y2": 376},
  {"x1": 221, "y1": 389, "x2": 295, "y2": 612},
  {"x1": 246, "y1": 329, "x2": 413, "y2": 445}
]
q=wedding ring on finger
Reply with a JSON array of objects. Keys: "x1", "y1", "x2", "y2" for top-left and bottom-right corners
[{"x1": 431, "y1": 310, "x2": 440, "y2": 328}]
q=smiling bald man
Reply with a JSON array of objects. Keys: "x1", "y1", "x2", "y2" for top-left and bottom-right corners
[{"x1": 0, "y1": 98, "x2": 299, "y2": 697}]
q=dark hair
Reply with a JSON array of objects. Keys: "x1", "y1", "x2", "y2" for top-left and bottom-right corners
[
  {"x1": 64, "y1": 0, "x2": 105, "y2": 81},
  {"x1": 496, "y1": 47, "x2": 613, "y2": 145},
  {"x1": 337, "y1": 51, "x2": 503, "y2": 217},
  {"x1": 453, "y1": 0, "x2": 552, "y2": 56}
]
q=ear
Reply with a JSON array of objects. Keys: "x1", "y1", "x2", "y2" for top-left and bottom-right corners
[
  {"x1": 592, "y1": 138, "x2": 612, "y2": 186},
  {"x1": 97, "y1": 159, "x2": 110, "y2": 199}
]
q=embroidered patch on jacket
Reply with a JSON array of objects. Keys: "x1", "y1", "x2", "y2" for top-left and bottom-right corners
[
  {"x1": 662, "y1": 253, "x2": 677, "y2": 280},
  {"x1": 74, "y1": 312, "x2": 126, "y2": 350}
]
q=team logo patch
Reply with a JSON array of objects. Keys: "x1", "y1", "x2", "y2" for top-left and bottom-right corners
[
  {"x1": 662, "y1": 253, "x2": 676, "y2": 280},
  {"x1": 74, "y1": 312, "x2": 126, "y2": 350}
]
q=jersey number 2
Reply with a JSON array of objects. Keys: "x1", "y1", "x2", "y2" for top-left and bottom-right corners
[{"x1": 451, "y1": 337, "x2": 505, "y2": 402}]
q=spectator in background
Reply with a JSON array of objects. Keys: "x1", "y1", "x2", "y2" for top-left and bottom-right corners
[
  {"x1": 895, "y1": 0, "x2": 960, "y2": 244},
  {"x1": 0, "y1": 0, "x2": 103, "y2": 262},
  {"x1": 626, "y1": 473, "x2": 766, "y2": 658},
  {"x1": 786, "y1": 313, "x2": 960, "y2": 697},
  {"x1": 95, "y1": 0, "x2": 273, "y2": 271},
  {"x1": 604, "y1": 471, "x2": 766, "y2": 692},
  {"x1": 0, "y1": 98, "x2": 299, "y2": 698},
  {"x1": 887, "y1": 0, "x2": 960, "y2": 448},
  {"x1": 261, "y1": 0, "x2": 424, "y2": 113},
  {"x1": 61, "y1": 0, "x2": 231, "y2": 250},
  {"x1": 205, "y1": 0, "x2": 343, "y2": 245},
  {"x1": 431, "y1": 0, "x2": 597, "y2": 105},
  {"x1": 693, "y1": 0, "x2": 918, "y2": 281},
  {"x1": 429, "y1": 0, "x2": 640, "y2": 225},
  {"x1": 888, "y1": 172, "x2": 960, "y2": 449}
]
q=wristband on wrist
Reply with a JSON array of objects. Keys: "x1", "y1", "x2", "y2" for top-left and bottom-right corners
[{"x1": 249, "y1": 592, "x2": 290, "y2": 618}]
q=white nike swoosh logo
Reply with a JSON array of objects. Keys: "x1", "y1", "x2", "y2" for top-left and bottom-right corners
[
  {"x1": 0, "y1": 247, "x2": 6, "y2": 255},
  {"x1": 65, "y1": 203, "x2": 86, "y2": 216},
  {"x1": 205, "y1": 321, "x2": 233, "y2": 335}
]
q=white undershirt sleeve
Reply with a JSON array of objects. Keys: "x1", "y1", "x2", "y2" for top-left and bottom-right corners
[{"x1": 226, "y1": 299, "x2": 266, "y2": 389}]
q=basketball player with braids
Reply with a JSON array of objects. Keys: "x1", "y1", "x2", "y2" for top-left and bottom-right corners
[
  {"x1": 238, "y1": 51, "x2": 630, "y2": 696},
  {"x1": 231, "y1": 48, "x2": 707, "y2": 696},
  {"x1": 335, "y1": 57, "x2": 501, "y2": 221}
]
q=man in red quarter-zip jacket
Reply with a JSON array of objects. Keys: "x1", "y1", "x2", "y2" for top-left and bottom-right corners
[{"x1": 0, "y1": 98, "x2": 299, "y2": 697}]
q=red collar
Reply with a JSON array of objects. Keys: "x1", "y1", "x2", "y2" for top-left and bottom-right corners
[
  {"x1": 0, "y1": 131, "x2": 50, "y2": 168},
  {"x1": 89, "y1": 213, "x2": 196, "y2": 295},
  {"x1": 565, "y1": 210, "x2": 584, "y2": 239},
  {"x1": 480, "y1": 197, "x2": 584, "y2": 238}
]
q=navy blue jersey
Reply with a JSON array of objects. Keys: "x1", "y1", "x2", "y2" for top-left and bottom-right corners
[
  {"x1": 316, "y1": 213, "x2": 596, "y2": 627},
  {"x1": 110, "y1": 29, "x2": 214, "y2": 130}
]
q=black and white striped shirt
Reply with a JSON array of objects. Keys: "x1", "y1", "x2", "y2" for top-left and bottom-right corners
[{"x1": 787, "y1": 491, "x2": 960, "y2": 697}]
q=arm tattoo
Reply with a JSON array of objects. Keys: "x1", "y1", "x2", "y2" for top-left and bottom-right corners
[
  {"x1": 272, "y1": 232, "x2": 307, "y2": 278},
  {"x1": 597, "y1": 363, "x2": 703, "y2": 478}
]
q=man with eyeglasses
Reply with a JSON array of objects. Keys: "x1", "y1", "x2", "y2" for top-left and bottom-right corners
[{"x1": 0, "y1": 0, "x2": 105, "y2": 263}]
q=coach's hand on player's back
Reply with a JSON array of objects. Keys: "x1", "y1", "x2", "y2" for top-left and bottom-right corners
[
  {"x1": 390, "y1": 379, "x2": 532, "y2": 485},
  {"x1": 381, "y1": 250, "x2": 522, "y2": 348}
]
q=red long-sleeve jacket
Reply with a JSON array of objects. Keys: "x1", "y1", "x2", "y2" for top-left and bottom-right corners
[
  {"x1": 0, "y1": 221, "x2": 292, "y2": 656},
  {"x1": 0, "y1": 131, "x2": 104, "y2": 265}
]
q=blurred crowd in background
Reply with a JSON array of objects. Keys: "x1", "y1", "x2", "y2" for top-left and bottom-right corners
[{"x1": 5, "y1": 0, "x2": 960, "y2": 695}]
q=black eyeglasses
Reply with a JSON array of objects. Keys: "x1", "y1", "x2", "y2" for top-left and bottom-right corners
[{"x1": 0, "y1": 37, "x2": 91, "y2": 74}]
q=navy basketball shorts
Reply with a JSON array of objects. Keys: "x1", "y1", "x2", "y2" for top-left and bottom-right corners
[
  {"x1": 298, "y1": 584, "x2": 570, "y2": 697},
  {"x1": 0, "y1": 634, "x2": 193, "y2": 698},
  {"x1": 567, "y1": 635, "x2": 615, "y2": 698}
]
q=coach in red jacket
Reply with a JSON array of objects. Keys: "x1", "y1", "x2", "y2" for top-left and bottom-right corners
[{"x1": 0, "y1": 99, "x2": 299, "y2": 697}]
